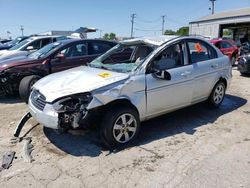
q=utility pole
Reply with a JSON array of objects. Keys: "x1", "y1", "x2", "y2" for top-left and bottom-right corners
[
  {"x1": 210, "y1": 0, "x2": 216, "y2": 14},
  {"x1": 20, "y1": 25, "x2": 24, "y2": 36},
  {"x1": 161, "y1": 15, "x2": 166, "y2": 35},
  {"x1": 130, "y1": 13, "x2": 136, "y2": 38}
]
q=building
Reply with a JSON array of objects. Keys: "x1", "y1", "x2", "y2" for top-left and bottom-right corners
[
  {"x1": 37, "y1": 27, "x2": 97, "y2": 39},
  {"x1": 37, "y1": 30, "x2": 73, "y2": 36},
  {"x1": 189, "y1": 7, "x2": 250, "y2": 42}
]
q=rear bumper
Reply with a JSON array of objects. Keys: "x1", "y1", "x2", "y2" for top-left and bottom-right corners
[{"x1": 28, "y1": 97, "x2": 59, "y2": 129}]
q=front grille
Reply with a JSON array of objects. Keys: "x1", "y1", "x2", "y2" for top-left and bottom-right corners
[{"x1": 31, "y1": 90, "x2": 46, "y2": 111}]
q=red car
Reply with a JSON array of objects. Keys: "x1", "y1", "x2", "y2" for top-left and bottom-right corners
[{"x1": 210, "y1": 39, "x2": 239, "y2": 65}]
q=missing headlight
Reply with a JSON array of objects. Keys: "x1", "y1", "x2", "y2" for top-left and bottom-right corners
[{"x1": 53, "y1": 93, "x2": 93, "y2": 130}]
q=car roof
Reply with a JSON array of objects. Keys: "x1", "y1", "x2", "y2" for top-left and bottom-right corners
[
  {"x1": 28, "y1": 35, "x2": 63, "y2": 40},
  {"x1": 121, "y1": 35, "x2": 179, "y2": 46},
  {"x1": 53, "y1": 38, "x2": 118, "y2": 45}
]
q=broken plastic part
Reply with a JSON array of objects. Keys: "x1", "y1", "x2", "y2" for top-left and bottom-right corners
[
  {"x1": 13, "y1": 112, "x2": 32, "y2": 137},
  {"x1": 1, "y1": 151, "x2": 15, "y2": 170},
  {"x1": 22, "y1": 138, "x2": 33, "y2": 163}
]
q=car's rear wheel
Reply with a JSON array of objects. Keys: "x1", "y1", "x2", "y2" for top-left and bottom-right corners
[
  {"x1": 19, "y1": 75, "x2": 41, "y2": 103},
  {"x1": 208, "y1": 81, "x2": 226, "y2": 108},
  {"x1": 101, "y1": 107, "x2": 140, "y2": 147}
]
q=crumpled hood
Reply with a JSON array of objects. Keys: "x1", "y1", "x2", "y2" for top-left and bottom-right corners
[
  {"x1": 0, "y1": 50, "x2": 28, "y2": 60},
  {"x1": 33, "y1": 66, "x2": 129, "y2": 102}
]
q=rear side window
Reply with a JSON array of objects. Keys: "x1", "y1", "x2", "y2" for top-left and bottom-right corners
[
  {"x1": 187, "y1": 40, "x2": 217, "y2": 63},
  {"x1": 88, "y1": 42, "x2": 113, "y2": 55},
  {"x1": 41, "y1": 38, "x2": 51, "y2": 48}
]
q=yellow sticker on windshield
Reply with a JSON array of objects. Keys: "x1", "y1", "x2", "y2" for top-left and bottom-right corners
[{"x1": 98, "y1": 72, "x2": 112, "y2": 78}]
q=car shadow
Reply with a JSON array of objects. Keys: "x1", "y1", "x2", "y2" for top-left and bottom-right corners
[
  {"x1": 0, "y1": 96, "x2": 23, "y2": 104},
  {"x1": 240, "y1": 73, "x2": 250, "y2": 77},
  {"x1": 43, "y1": 94, "x2": 247, "y2": 157},
  {"x1": 136, "y1": 94, "x2": 247, "y2": 146}
]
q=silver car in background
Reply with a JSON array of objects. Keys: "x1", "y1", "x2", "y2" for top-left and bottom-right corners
[
  {"x1": 0, "y1": 36, "x2": 67, "y2": 60},
  {"x1": 28, "y1": 36, "x2": 232, "y2": 147}
]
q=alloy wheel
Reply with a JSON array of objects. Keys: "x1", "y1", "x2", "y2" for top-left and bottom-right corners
[
  {"x1": 112, "y1": 113, "x2": 137, "y2": 143},
  {"x1": 213, "y1": 84, "x2": 225, "y2": 104}
]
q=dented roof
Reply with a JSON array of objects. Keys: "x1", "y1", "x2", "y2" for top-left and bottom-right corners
[{"x1": 121, "y1": 35, "x2": 179, "y2": 46}]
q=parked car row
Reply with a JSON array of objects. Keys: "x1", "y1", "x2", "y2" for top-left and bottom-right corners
[
  {"x1": 0, "y1": 38, "x2": 117, "y2": 102},
  {"x1": 10, "y1": 35, "x2": 232, "y2": 147},
  {"x1": 238, "y1": 42, "x2": 250, "y2": 75},
  {"x1": 210, "y1": 38, "x2": 239, "y2": 65},
  {"x1": 0, "y1": 36, "x2": 29, "y2": 51},
  {"x1": 0, "y1": 35, "x2": 69, "y2": 60}
]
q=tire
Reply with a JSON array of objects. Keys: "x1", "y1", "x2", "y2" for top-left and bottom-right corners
[
  {"x1": 208, "y1": 81, "x2": 226, "y2": 108},
  {"x1": 101, "y1": 107, "x2": 140, "y2": 148},
  {"x1": 19, "y1": 75, "x2": 41, "y2": 103}
]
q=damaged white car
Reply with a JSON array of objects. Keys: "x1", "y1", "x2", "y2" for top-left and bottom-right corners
[{"x1": 21, "y1": 36, "x2": 231, "y2": 147}]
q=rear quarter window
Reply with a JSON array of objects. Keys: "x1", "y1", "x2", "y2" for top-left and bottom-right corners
[{"x1": 187, "y1": 40, "x2": 217, "y2": 63}]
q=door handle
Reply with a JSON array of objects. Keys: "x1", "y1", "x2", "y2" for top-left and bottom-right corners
[
  {"x1": 181, "y1": 71, "x2": 191, "y2": 77},
  {"x1": 211, "y1": 64, "x2": 219, "y2": 69}
]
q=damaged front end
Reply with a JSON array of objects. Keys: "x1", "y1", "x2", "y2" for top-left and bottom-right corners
[{"x1": 52, "y1": 93, "x2": 93, "y2": 131}]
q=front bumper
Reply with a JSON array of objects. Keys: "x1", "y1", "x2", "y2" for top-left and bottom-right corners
[{"x1": 28, "y1": 97, "x2": 59, "y2": 129}]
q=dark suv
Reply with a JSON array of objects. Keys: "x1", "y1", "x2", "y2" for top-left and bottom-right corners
[{"x1": 0, "y1": 39, "x2": 117, "y2": 102}]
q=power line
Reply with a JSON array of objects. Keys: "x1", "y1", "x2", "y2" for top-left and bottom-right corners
[
  {"x1": 135, "y1": 28, "x2": 161, "y2": 32},
  {"x1": 136, "y1": 16, "x2": 161, "y2": 23}
]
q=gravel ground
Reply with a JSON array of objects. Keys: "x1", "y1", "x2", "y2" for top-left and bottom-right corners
[{"x1": 0, "y1": 68, "x2": 250, "y2": 188}]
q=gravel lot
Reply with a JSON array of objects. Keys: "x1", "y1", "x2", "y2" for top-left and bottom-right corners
[{"x1": 0, "y1": 68, "x2": 250, "y2": 188}]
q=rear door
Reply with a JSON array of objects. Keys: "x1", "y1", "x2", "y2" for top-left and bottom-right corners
[{"x1": 187, "y1": 39, "x2": 220, "y2": 102}]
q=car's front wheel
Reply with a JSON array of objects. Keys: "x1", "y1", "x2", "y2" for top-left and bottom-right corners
[
  {"x1": 208, "y1": 81, "x2": 226, "y2": 108},
  {"x1": 19, "y1": 75, "x2": 41, "y2": 103},
  {"x1": 101, "y1": 107, "x2": 140, "y2": 147}
]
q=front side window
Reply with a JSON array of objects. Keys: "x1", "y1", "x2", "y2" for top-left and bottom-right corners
[
  {"x1": 24, "y1": 39, "x2": 41, "y2": 51},
  {"x1": 188, "y1": 40, "x2": 216, "y2": 63},
  {"x1": 152, "y1": 43, "x2": 183, "y2": 70},
  {"x1": 56, "y1": 43, "x2": 87, "y2": 58}
]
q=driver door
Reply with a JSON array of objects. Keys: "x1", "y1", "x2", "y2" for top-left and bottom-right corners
[
  {"x1": 50, "y1": 42, "x2": 88, "y2": 73},
  {"x1": 146, "y1": 41, "x2": 194, "y2": 117}
]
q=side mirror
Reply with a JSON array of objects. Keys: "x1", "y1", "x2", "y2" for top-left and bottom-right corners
[
  {"x1": 26, "y1": 46, "x2": 34, "y2": 51},
  {"x1": 152, "y1": 69, "x2": 171, "y2": 80},
  {"x1": 55, "y1": 53, "x2": 65, "y2": 60}
]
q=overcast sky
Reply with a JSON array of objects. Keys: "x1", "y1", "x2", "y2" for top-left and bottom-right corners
[{"x1": 0, "y1": 0, "x2": 250, "y2": 39}]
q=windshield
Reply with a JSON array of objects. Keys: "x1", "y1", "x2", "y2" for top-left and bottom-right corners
[
  {"x1": 89, "y1": 43, "x2": 155, "y2": 73},
  {"x1": 6, "y1": 37, "x2": 22, "y2": 46},
  {"x1": 28, "y1": 42, "x2": 62, "y2": 59},
  {"x1": 9, "y1": 38, "x2": 32, "y2": 51}
]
